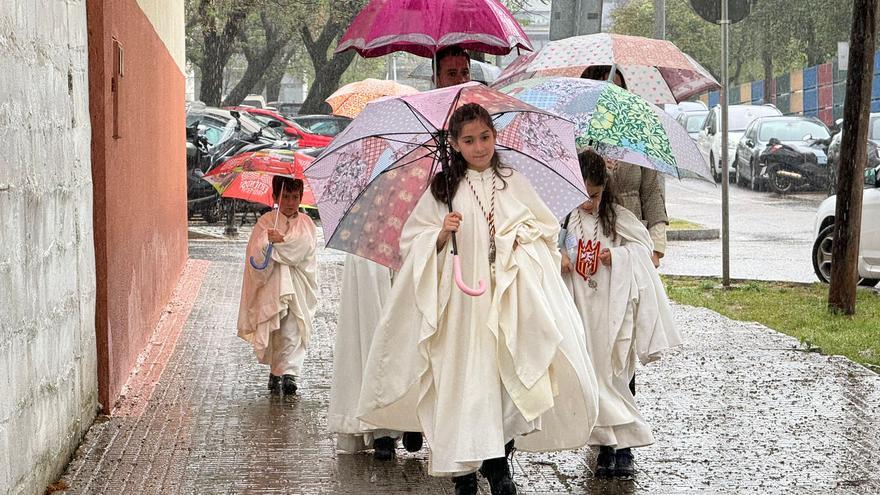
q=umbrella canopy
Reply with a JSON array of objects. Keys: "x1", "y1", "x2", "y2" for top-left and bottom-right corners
[
  {"x1": 326, "y1": 78, "x2": 419, "y2": 118},
  {"x1": 335, "y1": 0, "x2": 532, "y2": 58},
  {"x1": 408, "y1": 59, "x2": 502, "y2": 84},
  {"x1": 304, "y1": 82, "x2": 585, "y2": 270},
  {"x1": 498, "y1": 77, "x2": 712, "y2": 181},
  {"x1": 493, "y1": 33, "x2": 719, "y2": 104},
  {"x1": 203, "y1": 149, "x2": 317, "y2": 207}
]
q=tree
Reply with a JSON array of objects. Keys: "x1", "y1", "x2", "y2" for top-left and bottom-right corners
[{"x1": 222, "y1": 8, "x2": 292, "y2": 106}]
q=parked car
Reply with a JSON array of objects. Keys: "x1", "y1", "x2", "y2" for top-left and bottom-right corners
[
  {"x1": 812, "y1": 165, "x2": 880, "y2": 287},
  {"x1": 664, "y1": 100, "x2": 708, "y2": 121},
  {"x1": 697, "y1": 104, "x2": 783, "y2": 183},
  {"x1": 675, "y1": 109, "x2": 709, "y2": 141},
  {"x1": 291, "y1": 114, "x2": 353, "y2": 137},
  {"x1": 826, "y1": 113, "x2": 880, "y2": 195},
  {"x1": 225, "y1": 107, "x2": 334, "y2": 148},
  {"x1": 241, "y1": 94, "x2": 267, "y2": 109},
  {"x1": 733, "y1": 116, "x2": 831, "y2": 193}
]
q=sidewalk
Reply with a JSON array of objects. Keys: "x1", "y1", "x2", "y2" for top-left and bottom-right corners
[{"x1": 59, "y1": 235, "x2": 880, "y2": 494}]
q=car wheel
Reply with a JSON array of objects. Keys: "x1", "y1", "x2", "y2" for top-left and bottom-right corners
[
  {"x1": 734, "y1": 156, "x2": 746, "y2": 187},
  {"x1": 710, "y1": 152, "x2": 720, "y2": 183},
  {"x1": 812, "y1": 224, "x2": 880, "y2": 286},
  {"x1": 768, "y1": 168, "x2": 792, "y2": 194}
]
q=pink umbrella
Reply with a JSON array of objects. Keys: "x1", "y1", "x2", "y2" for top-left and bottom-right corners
[{"x1": 335, "y1": 0, "x2": 533, "y2": 58}]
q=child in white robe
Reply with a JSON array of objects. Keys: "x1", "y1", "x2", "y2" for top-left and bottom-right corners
[
  {"x1": 560, "y1": 149, "x2": 681, "y2": 478},
  {"x1": 237, "y1": 177, "x2": 318, "y2": 395},
  {"x1": 356, "y1": 103, "x2": 599, "y2": 495}
]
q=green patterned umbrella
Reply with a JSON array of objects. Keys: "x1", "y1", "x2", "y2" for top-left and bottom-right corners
[{"x1": 498, "y1": 77, "x2": 711, "y2": 181}]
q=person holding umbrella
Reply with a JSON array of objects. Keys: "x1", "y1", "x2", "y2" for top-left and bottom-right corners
[
  {"x1": 237, "y1": 177, "x2": 317, "y2": 396},
  {"x1": 329, "y1": 45, "x2": 473, "y2": 461}
]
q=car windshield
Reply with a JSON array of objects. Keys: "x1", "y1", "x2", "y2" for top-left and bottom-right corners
[
  {"x1": 686, "y1": 112, "x2": 708, "y2": 132},
  {"x1": 241, "y1": 114, "x2": 283, "y2": 140},
  {"x1": 758, "y1": 120, "x2": 830, "y2": 141},
  {"x1": 294, "y1": 117, "x2": 351, "y2": 136},
  {"x1": 730, "y1": 106, "x2": 780, "y2": 131}
]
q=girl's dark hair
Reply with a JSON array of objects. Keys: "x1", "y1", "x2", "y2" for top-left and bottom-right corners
[
  {"x1": 578, "y1": 149, "x2": 618, "y2": 241},
  {"x1": 272, "y1": 176, "x2": 304, "y2": 199},
  {"x1": 580, "y1": 65, "x2": 628, "y2": 90},
  {"x1": 430, "y1": 103, "x2": 509, "y2": 204}
]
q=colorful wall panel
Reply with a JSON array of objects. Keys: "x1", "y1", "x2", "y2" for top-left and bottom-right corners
[
  {"x1": 791, "y1": 90, "x2": 804, "y2": 113},
  {"x1": 819, "y1": 85, "x2": 833, "y2": 108},
  {"x1": 740, "y1": 83, "x2": 751, "y2": 103},
  {"x1": 791, "y1": 70, "x2": 804, "y2": 92},
  {"x1": 751, "y1": 80, "x2": 764, "y2": 103},
  {"x1": 817, "y1": 63, "x2": 832, "y2": 87},
  {"x1": 803, "y1": 66, "x2": 818, "y2": 89}
]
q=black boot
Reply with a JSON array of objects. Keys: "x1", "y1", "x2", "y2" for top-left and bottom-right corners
[
  {"x1": 595, "y1": 446, "x2": 616, "y2": 478},
  {"x1": 372, "y1": 436, "x2": 396, "y2": 461},
  {"x1": 479, "y1": 441, "x2": 517, "y2": 495},
  {"x1": 452, "y1": 473, "x2": 478, "y2": 495},
  {"x1": 402, "y1": 432, "x2": 423, "y2": 452},
  {"x1": 614, "y1": 448, "x2": 635, "y2": 478},
  {"x1": 268, "y1": 374, "x2": 281, "y2": 394},
  {"x1": 281, "y1": 374, "x2": 297, "y2": 395}
]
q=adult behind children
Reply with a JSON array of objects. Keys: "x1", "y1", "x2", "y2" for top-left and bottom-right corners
[
  {"x1": 356, "y1": 103, "x2": 599, "y2": 495},
  {"x1": 237, "y1": 177, "x2": 317, "y2": 396},
  {"x1": 561, "y1": 149, "x2": 681, "y2": 478},
  {"x1": 580, "y1": 65, "x2": 669, "y2": 268},
  {"x1": 328, "y1": 44, "x2": 474, "y2": 461}
]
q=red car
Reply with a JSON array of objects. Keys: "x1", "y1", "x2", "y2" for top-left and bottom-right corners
[{"x1": 225, "y1": 106, "x2": 333, "y2": 148}]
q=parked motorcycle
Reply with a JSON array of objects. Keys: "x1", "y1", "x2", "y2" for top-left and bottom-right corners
[{"x1": 760, "y1": 136, "x2": 832, "y2": 194}]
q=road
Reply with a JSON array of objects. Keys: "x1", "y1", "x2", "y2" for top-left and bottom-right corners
[{"x1": 661, "y1": 178, "x2": 828, "y2": 283}]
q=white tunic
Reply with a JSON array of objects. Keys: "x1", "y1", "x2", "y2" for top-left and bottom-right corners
[
  {"x1": 237, "y1": 211, "x2": 318, "y2": 371},
  {"x1": 563, "y1": 204, "x2": 681, "y2": 449},
  {"x1": 357, "y1": 167, "x2": 599, "y2": 476},
  {"x1": 328, "y1": 254, "x2": 397, "y2": 452}
]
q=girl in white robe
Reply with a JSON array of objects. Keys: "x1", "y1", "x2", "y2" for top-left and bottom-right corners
[
  {"x1": 356, "y1": 103, "x2": 599, "y2": 495},
  {"x1": 560, "y1": 149, "x2": 681, "y2": 478},
  {"x1": 237, "y1": 177, "x2": 318, "y2": 395}
]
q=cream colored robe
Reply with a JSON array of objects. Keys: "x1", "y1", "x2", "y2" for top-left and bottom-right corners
[
  {"x1": 237, "y1": 211, "x2": 318, "y2": 368},
  {"x1": 328, "y1": 254, "x2": 398, "y2": 452},
  {"x1": 563, "y1": 204, "x2": 681, "y2": 449},
  {"x1": 357, "y1": 167, "x2": 599, "y2": 476}
]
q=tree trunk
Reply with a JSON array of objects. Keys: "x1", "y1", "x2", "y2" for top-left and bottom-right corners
[
  {"x1": 299, "y1": 22, "x2": 356, "y2": 114},
  {"x1": 762, "y1": 48, "x2": 774, "y2": 105},
  {"x1": 829, "y1": 0, "x2": 877, "y2": 314},
  {"x1": 222, "y1": 11, "x2": 287, "y2": 106},
  {"x1": 264, "y1": 46, "x2": 298, "y2": 103},
  {"x1": 196, "y1": 0, "x2": 251, "y2": 106}
]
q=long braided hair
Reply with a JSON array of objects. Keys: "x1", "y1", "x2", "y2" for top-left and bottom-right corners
[
  {"x1": 579, "y1": 148, "x2": 618, "y2": 242},
  {"x1": 430, "y1": 103, "x2": 509, "y2": 204}
]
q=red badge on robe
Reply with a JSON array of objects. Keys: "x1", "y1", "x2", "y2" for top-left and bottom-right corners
[{"x1": 575, "y1": 238, "x2": 601, "y2": 281}]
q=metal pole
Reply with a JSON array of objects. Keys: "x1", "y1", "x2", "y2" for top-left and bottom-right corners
[
  {"x1": 653, "y1": 0, "x2": 666, "y2": 39},
  {"x1": 721, "y1": 0, "x2": 730, "y2": 287}
]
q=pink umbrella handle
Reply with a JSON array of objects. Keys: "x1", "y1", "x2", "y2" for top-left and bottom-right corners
[{"x1": 453, "y1": 255, "x2": 487, "y2": 297}]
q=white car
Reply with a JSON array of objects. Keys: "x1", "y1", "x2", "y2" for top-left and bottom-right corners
[
  {"x1": 697, "y1": 104, "x2": 783, "y2": 183},
  {"x1": 812, "y1": 165, "x2": 880, "y2": 287}
]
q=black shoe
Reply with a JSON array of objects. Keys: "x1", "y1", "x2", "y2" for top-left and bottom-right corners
[
  {"x1": 595, "y1": 446, "x2": 616, "y2": 478},
  {"x1": 452, "y1": 473, "x2": 478, "y2": 495},
  {"x1": 402, "y1": 432, "x2": 423, "y2": 452},
  {"x1": 372, "y1": 436, "x2": 396, "y2": 461},
  {"x1": 268, "y1": 374, "x2": 281, "y2": 394},
  {"x1": 479, "y1": 455, "x2": 517, "y2": 495},
  {"x1": 281, "y1": 374, "x2": 297, "y2": 395},
  {"x1": 614, "y1": 448, "x2": 635, "y2": 478}
]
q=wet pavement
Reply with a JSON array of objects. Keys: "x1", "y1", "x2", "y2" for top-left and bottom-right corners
[
  {"x1": 661, "y1": 178, "x2": 827, "y2": 283},
  {"x1": 58, "y1": 230, "x2": 880, "y2": 494}
]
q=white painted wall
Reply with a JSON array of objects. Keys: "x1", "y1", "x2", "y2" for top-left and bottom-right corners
[{"x1": 0, "y1": 1, "x2": 98, "y2": 494}]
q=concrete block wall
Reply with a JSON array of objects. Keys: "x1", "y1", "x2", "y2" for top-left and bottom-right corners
[{"x1": 0, "y1": 1, "x2": 98, "y2": 494}]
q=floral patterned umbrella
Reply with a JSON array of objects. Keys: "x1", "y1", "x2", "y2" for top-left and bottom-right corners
[
  {"x1": 305, "y1": 82, "x2": 586, "y2": 292},
  {"x1": 498, "y1": 77, "x2": 712, "y2": 181},
  {"x1": 492, "y1": 33, "x2": 719, "y2": 104},
  {"x1": 326, "y1": 78, "x2": 420, "y2": 118}
]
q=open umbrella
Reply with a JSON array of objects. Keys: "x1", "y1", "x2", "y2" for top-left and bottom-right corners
[
  {"x1": 493, "y1": 33, "x2": 719, "y2": 104},
  {"x1": 498, "y1": 77, "x2": 712, "y2": 181},
  {"x1": 304, "y1": 82, "x2": 585, "y2": 295},
  {"x1": 203, "y1": 149, "x2": 316, "y2": 269},
  {"x1": 408, "y1": 59, "x2": 502, "y2": 84},
  {"x1": 326, "y1": 78, "x2": 419, "y2": 118},
  {"x1": 335, "y1": 0, "x2": 532, "y2": 58}
]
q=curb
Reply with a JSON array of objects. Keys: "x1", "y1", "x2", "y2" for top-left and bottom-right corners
[{"x1": 668, "y1": 228, "x2": 720, "y2": 241}]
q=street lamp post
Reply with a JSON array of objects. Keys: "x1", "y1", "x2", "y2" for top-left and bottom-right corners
[{"x1": 720, "y1": 0, "x2": 731, "y2": 287}]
